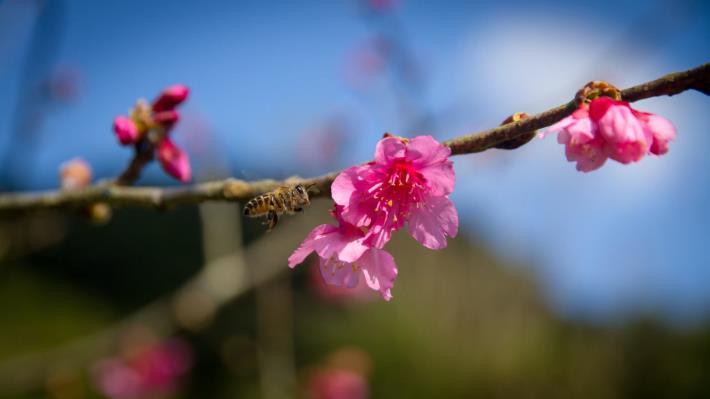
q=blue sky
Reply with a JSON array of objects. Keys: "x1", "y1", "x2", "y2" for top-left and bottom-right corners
[{"x1": 1, "y1": 0, "x2": 709, "y2": 326}]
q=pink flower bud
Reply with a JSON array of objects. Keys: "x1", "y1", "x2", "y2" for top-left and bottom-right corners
[
  {"x1": 152, "y1": 85, "x2": 189, "y2": 112},
  {"x1": 152, "y1": 110, "x2": 180, "y2": 130},
  {"x1": 157, "y1": 139, "x2": 192, "y2": 183},
  {"x1": 113, "y1": 116, "x2": 140, "y2": 145},
  {"x1": 59, "y1": 158, "x2": 93, "y2": 190}
]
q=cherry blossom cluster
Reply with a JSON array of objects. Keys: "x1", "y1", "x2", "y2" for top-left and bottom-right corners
[
  {"x1": 289, "y1": 135, "x2": 459, "y2": 300},
  {"x1": 113, "y1": 85, "x2": 192, "y2": 182},
  {"x1": 544, "y1": 82, "x2": 677, "y2": 172}
]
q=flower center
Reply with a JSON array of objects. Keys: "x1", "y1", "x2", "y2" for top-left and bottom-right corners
[{"x1": 370, "y1": 159, "x2": 427, "y2": 228}]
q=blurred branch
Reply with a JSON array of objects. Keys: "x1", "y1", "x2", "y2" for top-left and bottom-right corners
[
  {"x1": 0, "y1": 210, "x2": 325, "y2": 394},
  {"x1": 0, "y1": 62, "x2": 707, "y2": 212},
  {"x1": 115, "y1": 141, "x2": 155, "y2": 186}
]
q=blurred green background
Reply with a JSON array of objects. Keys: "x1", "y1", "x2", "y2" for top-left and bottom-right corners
[{"x1": 1, "y1": 202, "x2": 710, "y2": 398}]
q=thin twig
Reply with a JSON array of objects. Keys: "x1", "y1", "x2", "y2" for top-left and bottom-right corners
[
  {"x1": 115, "y1": 140, "x2": 155, "y2": 186},
  {"x1": 0, "y1": 62, "x2": 707, "y2": 213}
]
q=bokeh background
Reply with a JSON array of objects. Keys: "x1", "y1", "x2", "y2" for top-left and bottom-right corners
[{"x1": 1, "y1": 0, "x2": 710, "y2": 398}]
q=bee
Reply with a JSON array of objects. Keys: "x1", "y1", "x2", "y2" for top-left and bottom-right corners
[{"x1": 243, "y1": 184, "x2": 314, "y2": 231}]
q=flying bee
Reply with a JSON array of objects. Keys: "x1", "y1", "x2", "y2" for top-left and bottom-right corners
[{"x1": 243, "y1": 183, "x2": 315, "y2": 231}]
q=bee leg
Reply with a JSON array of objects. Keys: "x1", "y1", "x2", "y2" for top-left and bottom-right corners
[
  {"x1": 294, "y1": 207, "x2": 303, "y2": 213},
  {"x1": 266, "y1": 210, "x2": 278, "y2": 232}
]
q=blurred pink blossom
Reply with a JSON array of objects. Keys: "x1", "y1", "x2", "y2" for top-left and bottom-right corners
[
  {"x1": 307, "y1": 368, "x2": 369, "y2": 399},
  {"x1": 545, "y1": 97, "x2": 676, "y2": 172},
  {"x1": 93, "y1": 338, "x2": 192, "y2": 399},
  {"x1": 365, "y1": 0, "x2": 400, "y2": 13}
]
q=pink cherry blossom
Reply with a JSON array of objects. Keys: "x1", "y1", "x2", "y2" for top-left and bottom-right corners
[
  {"x1": 332, "y1": 135, "x2": 458, "y2": 249},
  {"x1": 93, "y1": 339, "x2": 192, "y2": 399},
  {"x1": 113, "y1": 116, "x2": 139, "y2": 145},
  {"x1": 158, "y1": 138, "x2": 192, "y2": 183},
  {"x1": 288, "y1": 208, "x2": 398, "y2": 301},
  {"x1": 152, "y1": 84, "x2": 189, "y2": 112},
  {"x1": 545, "y1": 96, "x2": 676, "y2": 171}
]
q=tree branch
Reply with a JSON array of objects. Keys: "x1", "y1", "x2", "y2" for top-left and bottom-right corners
[{"x1": 0, "y1": 62, "x2": 707, "y2": 213}]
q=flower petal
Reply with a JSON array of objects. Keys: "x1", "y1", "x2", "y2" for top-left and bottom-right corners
[
  {"x1": 565, "y1": 138, "x2": 607, "y2": 172},
  {"x1": 331, "y1": 166, "x2": 359, "y2": 206},
  {"x1": 418, "y1": 161, "x2": 455, "y2": 196},
  {"x1": 358, "y1": 249, "x2": 398, "y2": 300},
  {"x1": 408, "y1": 195, "x2": 458, "y2": 250},
  {"x1": 643, "y1": 114, "x2": 677, "y2": 155},
  {"x1": 590, "y1": 98, "x2": 651, "y2": 163},
  {"x1": 287, "y1": 224, "x2": 335, "y2": 268},
  {"x1": 406, "y1": 135, "x2": 451, "y2": 167},
  {"x1": 374, "y1": 137, "x2": 406, "y2": 165},
  {"x1": 320, "y1": 257, "x2": 360, "y2": 288}
]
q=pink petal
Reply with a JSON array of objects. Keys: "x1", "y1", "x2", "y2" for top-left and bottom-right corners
[
  {"x1": 331, "y1": 166, "x2": 360, "y2": 206},
  {"x1": 152, "y1": 84, "x2": 189, "y2": 112},
  {"x1": 418, "y1": 161, "x2": 455, "y2": 196},
  {"x1": 113, "y1": 116, "x2": 139, "y2": 145},
  {"x1": 362, "y1": 220, "x2": 394, "y2": 250},
  {"x1": 374, "y1": 137, "x2": 406, "y2": 165},
  {"x1": 407, "y1": 195, "x2": 458, "y2": 250},
  {"x1": 332, "y1": 165, "x2": 379, "y2": 227},
  {"x1": 565, "y1": 139, "x2": 607, "y2": 172},
  {"x1": 338, "y1": 238, "x2": 370, "y2": 263},
  {"x1": 358, "y1": 248, "x2": 398, "y2": 300},
  {"x1": 590, "y1": 98, "x2": 651, "y2": 163},
  {"x1": 320, "y1": 257, "x2": 360, "y2": 288},
  {"x1": 287, "y1": 224, "x2": 335, "y2": 268},
  {"x1": 544, "y1": 107, "x2": 590, "y2": 140},
  {"x1": 157, "y1": 139, "x2": 192, "y2": 183},
  {"x1": 643, "y1": 114, "x2": 677, "y2": 155},
  {"x1": 406, "y1": 135, "x2": 451, "y2": 167}
]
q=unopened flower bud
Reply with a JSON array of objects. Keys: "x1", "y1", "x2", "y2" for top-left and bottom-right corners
[
  {"x1": 152, "y1": 85, "x2": 189, "y2": 112},
  {"x1": 494, "y1": 112, "x2": 536, "y2": 150},
  {"x1": 113, "y1": 116, "x2": 140, "y2": 145},
  {"x1": 575, "y1": 81, "x2": 622, "y2": 105},
  {"x1": 152, "y1": 110, "x2": 180, "y2": 130},
  {"x1": 59, "y1": 158, "x2": 92, "y2": 190},
  {"x1": 158, "y1": 139, "x2": 192, "y2": 183}
]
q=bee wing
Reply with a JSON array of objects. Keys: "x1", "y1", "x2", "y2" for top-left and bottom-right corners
[{"x1": 305, "y1": 183, "x2": 320, "y2": 195}]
